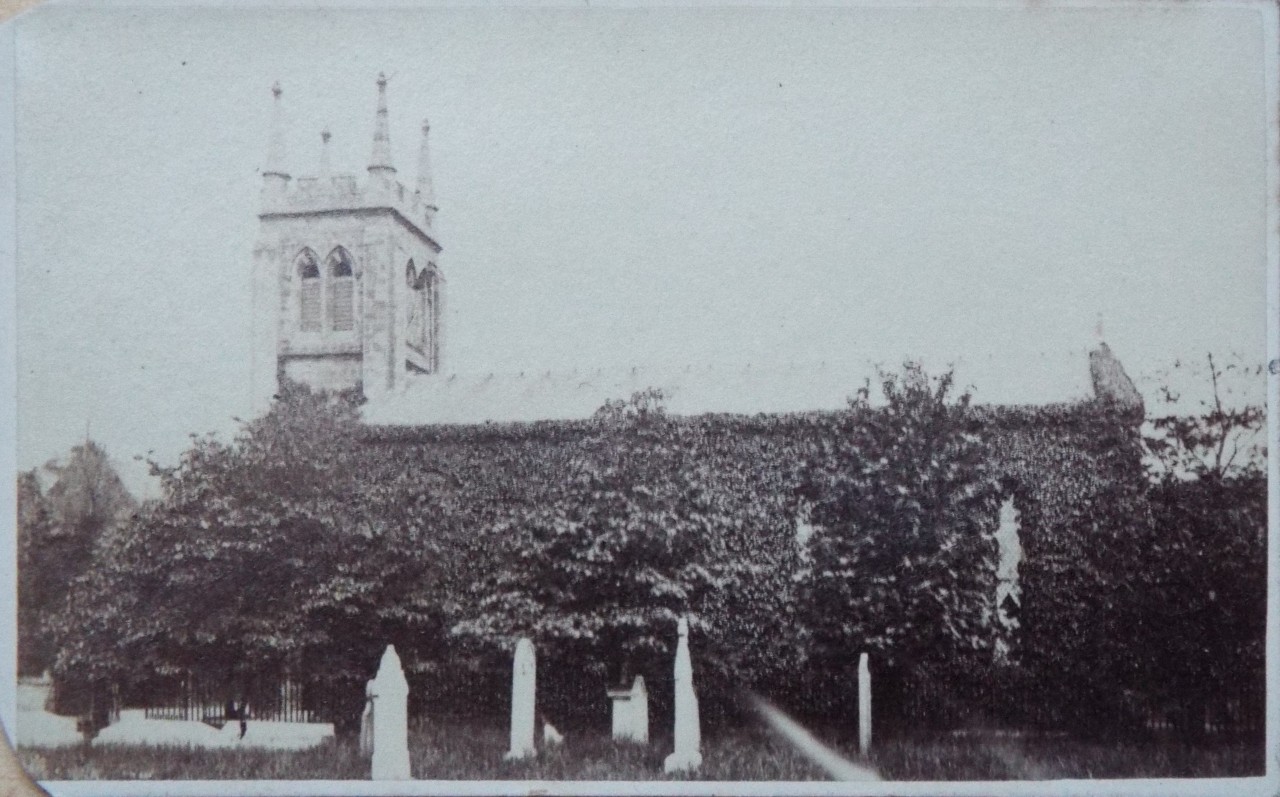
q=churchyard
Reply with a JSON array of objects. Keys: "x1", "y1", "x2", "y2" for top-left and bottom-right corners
[
  {"x1": 15, "y1": 360, "x2": 1267, "y2": 782},
  {"x1": 16, "y1": 721, "x2": 1263, "y2": 781}
]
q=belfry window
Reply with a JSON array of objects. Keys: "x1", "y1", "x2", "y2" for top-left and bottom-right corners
[
  {"x1": 406, "y1": 261, "x2": 422, "y2": 348},
  {"x1": 326, "y1": 247, "x2": 355, "y2": 332},
  {"x1": 425, "y1": 269, "x2": 439, "y2": 371},
  {"x1": 295, "y1": 249, "x2": 321, "y2": 332}
]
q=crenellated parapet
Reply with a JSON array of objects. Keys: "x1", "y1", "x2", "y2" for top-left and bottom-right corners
[
  {"x1": 262, "y1": 173, "x2": 441, "y2": 251},
  {"x1": 258, "y1": 74, "x2": 440, "y2": 247},
  {"x1": 250, "y1": 74, "x2": 445, "y2": 406}
]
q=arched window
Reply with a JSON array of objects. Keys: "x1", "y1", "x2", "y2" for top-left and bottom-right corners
[
  {"x1": 994, "y1": 496, "x2": 1023, "y2": 629},
  {"x1": 424, "y1": 269, "x2": 439, "y2": 371},
  {"x1": 295, "y1": 249, "x2": 321, "y2": 332},
  {"x1": 326, "y1": 247, "x2": 355, "y2": 331},
  {"x1": 405, "y1": 260, "x2": 421, "y2": 346}
]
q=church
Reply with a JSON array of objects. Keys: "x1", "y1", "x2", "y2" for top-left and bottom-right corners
[
  {"x1": 250, "y1": 75, "x2": 1144, "y2": 428},
  {"x1": 246, "y1": 74, "x2": 1147, "y2": 648}
]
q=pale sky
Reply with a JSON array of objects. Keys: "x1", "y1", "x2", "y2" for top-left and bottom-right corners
[{"x1": 11, "y1": 3, "x2": 1273, "y2": 497}]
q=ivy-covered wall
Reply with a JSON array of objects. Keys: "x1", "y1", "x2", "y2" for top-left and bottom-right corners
[
  {"x1": 356, "y1": 394, "x2": 1147, "y2": 727},
  {"x1": 60, "y1": 369, "x2": 1260, "y2": 740}
]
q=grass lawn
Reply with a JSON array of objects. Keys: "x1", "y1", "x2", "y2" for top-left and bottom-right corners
[
  {"x1": 17, "y1": 720, "x2": 1264, "y2": 781},
  {"x1": 862, "y1": 734, "x2": 1265, "y2": 780}
]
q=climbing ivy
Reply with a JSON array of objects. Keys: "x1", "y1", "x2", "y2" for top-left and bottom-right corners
[{"x1": 48, "y1": 366, "x2": 1261, "y2": 736}]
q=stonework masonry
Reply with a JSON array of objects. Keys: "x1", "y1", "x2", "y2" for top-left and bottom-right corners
[{"x1": 252, "y1": 76, "x2": 444, "y2": 408}]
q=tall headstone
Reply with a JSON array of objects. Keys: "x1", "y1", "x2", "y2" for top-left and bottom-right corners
[
  {"x1": 504, "y1": 637, "x2": 537, "y2": 760},
  {"x1": 370, "y1": 645, "x2": 411, "y2": 780},
  {"x1": 858, "y1": 652, "x2": 872, "y2": 755},
  {"x1": 608, "y1": 675, "x2": 650, "y2": 743},
  {"x1": 663, "y1": 618, "x2": 702, "y2": 773},
  {"x1": 359, "y1": 679, "x2": 375, "y2": 755}
]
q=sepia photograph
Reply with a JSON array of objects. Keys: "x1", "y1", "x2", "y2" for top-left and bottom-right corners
[{"x1": 2, "y1": 1, "x2": 1275, "y2": 793}]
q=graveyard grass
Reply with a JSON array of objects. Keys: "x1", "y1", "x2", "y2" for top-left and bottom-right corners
[{"x1": 17, "y1": 721, "x2": 1263, "y2": 781}]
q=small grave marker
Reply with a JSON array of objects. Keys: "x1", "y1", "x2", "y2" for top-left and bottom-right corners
[
  {"x1": 608, "y1": 675, "x2": 650, "y2": 744},
  {"x1": 858, "y1": 652, "x2": 871, "y2": 755}
]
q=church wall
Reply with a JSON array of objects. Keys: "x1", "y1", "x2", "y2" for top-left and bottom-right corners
[
  {"x1": 360, "y1": 399, "x2": 1141, "y2": 551},
  {"x1": 257, "y1": 210, "x2": 440, "y2": 395},
  {"x1": 282, "y1": 354, "x2": 363, "y2": 391}
]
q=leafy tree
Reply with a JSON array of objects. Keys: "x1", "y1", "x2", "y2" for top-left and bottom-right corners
[
  {"x1": 17, "y1": 470, "x2": 56, "y2": 676},
  {"x1": 50, "y1": 384, "x2": 461, "y2": 731},
  {"x1": 1144, "y1": 353, "x2": 1264, "y2": 481},
  {"x1": 1136, "y1": 354, "x2": 1266, "y2": 739},
  {"x1": 17, "y1": 441, "x2": 135, "y2": 678},
  {"x1": 451, "y1": 389, "x2": 803, "y2": 720},
  {"x1": 798, "y1": 364, "x2": 999, "y2": 708}
]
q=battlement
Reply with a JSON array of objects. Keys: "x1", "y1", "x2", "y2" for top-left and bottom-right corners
[
  {"x1": 252, "y1": 74, "x2": 445, "y2": 404},
  {"x1": 259, "y1": 74, "x2": 439, "y2": 245},
  {"x1": 262, "y1": 173, "x2": 438, "y2": 246}
]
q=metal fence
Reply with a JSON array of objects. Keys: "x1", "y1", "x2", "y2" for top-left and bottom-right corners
[{"x1": 144, "y1": 674, "x2": 318, "y2": 724}]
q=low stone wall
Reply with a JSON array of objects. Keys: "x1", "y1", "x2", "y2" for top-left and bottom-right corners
[{"x1": 93, "y1": 710, "x2": 334, "y2": 750}]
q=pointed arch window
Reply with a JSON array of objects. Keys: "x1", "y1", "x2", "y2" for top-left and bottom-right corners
[
  {"x1": 326, "y1": 247, "x2": 355, "y2": 331},
  {"x1": 424, "y1": 268, "x2": 439, "y2": 371},
  {"x1": 295, "y1": 249, "x2": 321, "y2": 332},
  {"x1": 994, "y1": 495, "x2": 1024, "y2": 629},
  {"x1": 405, "y1": 260, "x2": 421, "y2": 347}
]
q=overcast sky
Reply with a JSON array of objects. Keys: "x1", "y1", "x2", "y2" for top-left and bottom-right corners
[{"x1": 11, "y1": 3, "x2": 1273, "y2": 496}]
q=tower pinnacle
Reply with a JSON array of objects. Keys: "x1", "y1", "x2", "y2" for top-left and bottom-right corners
[
  {"x1": 263, "y1": 82, "x2": 290, "y2": 187},
  {"x1": 368, "y1": 73, "x2": 396, "y2": 178},
  {"x1": 417, "y1": 118, "x2": 437, "y2": 223},
  {"x1": 319, "y1": 128, "x2": 332, "y2": 177}
]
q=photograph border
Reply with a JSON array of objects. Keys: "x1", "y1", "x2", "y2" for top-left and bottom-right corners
[{"x1": 1, "y1": 1, "x2": 1277, "y2": 794}]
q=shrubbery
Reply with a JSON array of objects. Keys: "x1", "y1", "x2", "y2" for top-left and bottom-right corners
[{"x1": 32, "y1": 361, "x2": 1266, "y2": 741}]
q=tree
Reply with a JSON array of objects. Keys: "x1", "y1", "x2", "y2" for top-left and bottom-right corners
[
  {"x1": 49, "y1": 383, "x2": 461, "y2": 730},
  {"x1": 1136, "y1": 354, "x2": 1266, "y2": 739},
  {"x1": 17, "y1": 441, "x2": 135, "y2": 678},
  {"x1": 451, "y1": 389, "x2": 803, "y2": 721},
  {"x1": 17, "y1": 470, "x2": 56, "y2": 676},
  {"x1": 798, "y1": 364, "x2": 999, "y2": 704}
]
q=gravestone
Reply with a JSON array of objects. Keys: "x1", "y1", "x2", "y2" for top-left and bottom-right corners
[
  {"x1": 370, "y1": 645, "x2": 411, "y2": 780},
  {"x1": 608, "y1": 675, "x2": 649, "y2": 743},
  {"x1": 359, "y1": 679, "x2": 374, "y2": 754},
  {"x1": 858, "y1": 652, "x2": 871, "y2": 754},
  {"x1": 504, "y1": 637, "x2": 537, "y2": 760},
  {"x1": 663, "y1": 618, "x2": 702, "y2": 773},
  {"x1": 543, "y1": 720, "x2": 564, "y2": 747}
]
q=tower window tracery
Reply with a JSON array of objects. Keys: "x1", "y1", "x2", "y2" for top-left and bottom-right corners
[
  {"x1": 424, "y1": 268, "x2": 439, "y2": 371},
  {"x1": 326, "y1": 247, "x2": 356, "y2": 331},
  {"x1": 406, "y1": 260, "x2": 421, "y2": 347},
  {"x1": 295, "y1": 249, "x2": 322, "y2": 332}
]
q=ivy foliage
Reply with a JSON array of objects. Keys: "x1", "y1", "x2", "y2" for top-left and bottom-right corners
[
  {"x1": 38, "y1": 360, "x2": 1264, "y2": 738},
  {"x1": 450, "y1": 387, "x2": 804, "y2": 704},
  {"x1": 799, "y1": 365, "x2": 1000, "y2": 674}
]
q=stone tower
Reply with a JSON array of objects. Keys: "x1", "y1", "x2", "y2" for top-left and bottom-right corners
[{"x1": 251, "y1": 75, "x2": 443, "y2": 406}]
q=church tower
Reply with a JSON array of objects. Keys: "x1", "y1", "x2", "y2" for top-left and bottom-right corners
[{"x1": 251, "y1": 75, "x2": 444, "y2": 406}]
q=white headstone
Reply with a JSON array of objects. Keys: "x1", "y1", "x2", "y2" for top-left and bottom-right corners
[
  {"x1": 359, "y1": 679, "x2": 374, "y2": 755},
  {"x1": 663, "y1": 618, "x2": 702, "y2": 773},
  {"x1": 608, "y1": 675, "x2": 649, "y2": 743},
  {"x1": 370, "y1": 645, "x2": 411, "y2": 780},
  {"x1": 543, "y1": 720, "x2": 564, "y2": 746},
  {"x1": 858, "y1": 652, "x2": 871, "y2": 755},
  {"x1": 504, "y1": 637, "x2": 537, "y2": 760}
]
